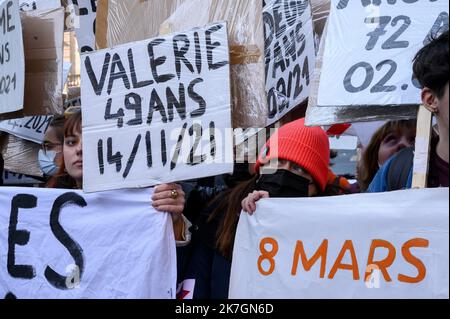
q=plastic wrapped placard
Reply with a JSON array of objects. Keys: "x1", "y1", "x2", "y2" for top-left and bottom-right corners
[
  {"x1": 81, "y1": 22, "x2": 233, "y2": 193},
  {"x1": 315, "y1": 0, "x2": 448, "y2": 109}
]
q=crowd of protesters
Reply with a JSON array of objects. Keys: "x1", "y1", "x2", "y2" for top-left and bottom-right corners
[{"x1": 0, "y1": 28, "x2": 448, "y2": 299}]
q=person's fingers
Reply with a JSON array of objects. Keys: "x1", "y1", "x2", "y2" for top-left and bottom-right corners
[
  {"x1": 152, "y1": 190, "x2": 172, "y2": 201},
  {"x1": 152, "y1": 198, "x2": 181, "y2": 208},
  {"x1": 152, "y1": 189, "x2": 185, "y2": 201},
  {"x1": 154, "y1": 205, "x2": 184, "y2": 215},
  {"x1": 242, "y1": 198, "x2": 248, "y2": 213},
  {"x1": 261, "y1": 191, "x2": 270, "y2": 198},
  {"x1": 154, "y1": 183, "x2": 180, "y2": 193}
]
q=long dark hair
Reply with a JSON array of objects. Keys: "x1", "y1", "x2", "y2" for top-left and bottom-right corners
[{"x1": 47, "y1": 111, "x2": 82, "y2": 189}]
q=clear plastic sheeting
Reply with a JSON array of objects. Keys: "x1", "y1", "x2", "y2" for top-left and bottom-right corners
[
  {"x1": 1, "y1": 134, "x2": 43, "y2": 177},
  {"x1": 100, "y1": 0, "x2": 185, "y2": 48},
  {"x1": 306, "y1": 21, "x2": 418, "y2": 127}
]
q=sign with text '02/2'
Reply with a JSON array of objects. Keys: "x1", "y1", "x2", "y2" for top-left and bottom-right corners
[
  {"x1": 0, "y1": 187, "x2": 177, "y2": 299},
  {"x1": 0, "y1": 0, "x2": 25, "y2": 115},
  {"x1": 317, "y1": 0, "x2": 449, "y2": 108},
  {"x1": 230, "y1": 188, "x2": 449, "y2": 299},
  {"x1": 264, "y1": 0, "x2": 316, "y2": 126},
  {"x1": 81, "y1": 22, "x2": 233, "y2": 193}
]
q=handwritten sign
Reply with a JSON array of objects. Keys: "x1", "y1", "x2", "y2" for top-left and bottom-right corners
[
  {"x1": 264, "y1": 0, "x2": 316, "y2": 125},
  {"x1": 230, "y1": 188, "x2": 449, "y2": 299},
  {"x1": 81, "y1": 22, "x2": 233, "y2": 193},
  {"x1": 68, "y1": 0, "x2": 97, "y2": 52},
  {"x1": 317, "y1": 0, "x2": 449, "y2": 108},
  {"x1": 0, "y1": 187, "x2": 177, "y2": 299},
  {"x1": 0, "y1": 0, "x2": 25, "y2": 114},
  {"x1": 19, "y1": 0, "x2": 60, "y2": 13},
  {"x1": 0, "y1": 115, "x2": 53, "y2": 143}
]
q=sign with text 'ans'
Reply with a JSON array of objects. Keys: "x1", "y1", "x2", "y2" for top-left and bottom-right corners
[
  {"x1": 0, "y1": 187, "x2": 177, "y2": 299},
  {"x1": 264, "y1": 0, "x2": 315, "y2": 126},
  {"x1": 230, "y1": 188, "x2": 449, "y2": 299},
  {"x1": 317, "y1": 0, "x2": 449, "y2": 108},
  {"x1": 0, "y1": 0, "x2": 25, "y2": 114},
  {"x1": 81, "y1": 22, "x2": 233, "y2": 193}
]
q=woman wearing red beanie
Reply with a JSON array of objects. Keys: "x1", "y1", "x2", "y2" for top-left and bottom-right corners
[{"x1": 180, "y1": 118, "x2": 347, "y2": 299}]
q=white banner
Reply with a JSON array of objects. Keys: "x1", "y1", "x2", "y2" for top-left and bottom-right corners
[
  {"x1": 264, "y1": 0, "x2": 316, "y2": 125},
  {"x1": 317, "y1": 0, "x2": 449, "y2": 107},
  {"x1": 68, "y1": 0, "x2": 97, "y2": 52},
  {"x1": 0, "y1": 0, "x2": 25, "y2": 114},
  {"x1": 19, "y1": 0, "x2": 61, "y2": 13},
  {"x1": 230, "y1": 188, "x2": 449, "y2": 299},
  {"x1": 0, "y1": 187, "x2": 177, "y2": 299},
  {"x1": 81, "y1": 22, "x2": 233, "y2": 193},
  {"x1": 0, "y1": 115, "x2": 53, "y2": 143}
]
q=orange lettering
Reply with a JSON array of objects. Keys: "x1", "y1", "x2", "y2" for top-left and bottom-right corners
[
  {"x1": 398, "y1": 238, "x2": 429, "y2": 284},
  {"x1": 366, "y1": 240, "x2": 396, "y2": 282},
  {"x1": 258, "y1": 237, "x2": 279, "y2": 276},
  {"x1": 291, "y1": 240, "x2": 328, "y2": 278},
  {"x1": 328, "y1": 240, "x2": 360, "y2": 280}
]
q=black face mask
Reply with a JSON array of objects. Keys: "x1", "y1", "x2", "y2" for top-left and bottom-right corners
[{"x1": 256, "y1": 170, "x2": 311, "y2": 198}]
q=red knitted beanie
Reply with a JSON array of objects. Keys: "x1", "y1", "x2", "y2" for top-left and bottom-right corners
[{"x1": 255, "y1": 118, "x2": 330, "y2": 192}]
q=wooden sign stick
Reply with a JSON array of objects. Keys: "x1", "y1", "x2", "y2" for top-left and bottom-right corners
[{"x1": 412, "y1": 106, "x2": 433, "y2": 189}]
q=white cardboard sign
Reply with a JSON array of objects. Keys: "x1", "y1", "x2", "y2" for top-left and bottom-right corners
[
  {"x1": 0, "y1": 115, "x2": 53, "y2": 143},
  {"x1": 81, "y1": 22, "x2": 233, "y2": 193},
  {"x1": 0, "y1": 187, "x2": 177, "y2": 299},
  {"x1": 230, "y1": 188, "x2": 449, "y2": 299},
  {"x1": 0, "y1": 0, "x2": 25, "y2": 114},
  {"x1": 264, "y1": 0, "x2": 316, "y2": 125},
  {"x1": 317, "y1": 0, "x2": 449, "y2": 108}
]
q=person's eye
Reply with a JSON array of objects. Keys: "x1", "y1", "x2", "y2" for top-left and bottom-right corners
[
  {"x1": 292, "y1": 164, "x2": 304, "y2": 173},
  {"x1": 384, "y1": 135, "x2": 397, "y2": 144}
]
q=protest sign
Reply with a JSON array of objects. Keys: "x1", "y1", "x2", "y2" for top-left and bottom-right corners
[
  {"x1": 0, "y1": 115, "x2": 53, "y2": 143},
  {"x1": 19, "y1": 0, "x2": 61, "y2": 13},
  {"x1": 2, "y1": 170, "x2": 43, "y2": 185},
  {"x1": 0, "y1": 187, "x2": 177, "y2": 299},
  {"x1": 230, "y1": 188, "x2": 449, "y2": 299},
  {"x1": 316, "y1": 0, "x2": 449, "y2": 108},
  {"x1": 81, "y1": 22, "x2": 233, "y2": 193},
  {"x1": 68, "y1": 0, "x2": 97, "y2": 52},
  {"x1": 0, "y1": 0, "x2": 25, "y2": 115},
  {"x1": 264, "y1": 0, "x2": 316, "y2": 126},
  {"x1": 305, "y1": 19, "x2": 418, "y2": 127}
]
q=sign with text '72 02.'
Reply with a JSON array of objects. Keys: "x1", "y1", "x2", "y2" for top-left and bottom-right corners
[
  {"x1": 81, "y1": 22, "x2": 233, "y2": 193},
  {"x1": 0, "y1": 0, "x2": 25, "y2": 115},
  {"x1": 317, "y1": 0, "x2": 449, "y2": 108}
]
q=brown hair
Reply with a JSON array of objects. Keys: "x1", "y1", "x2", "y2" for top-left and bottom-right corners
[
  {"x1": 47, "y1": 111, "x2": 82, "y2": 189},
  {"x1": 358, "y1": 120, "x2": 416, "y2": 191}
]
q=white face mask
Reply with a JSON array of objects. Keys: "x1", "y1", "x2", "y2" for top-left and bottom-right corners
[{"x1": 38, "y1": 150, "x2": 59, "y2": 176}]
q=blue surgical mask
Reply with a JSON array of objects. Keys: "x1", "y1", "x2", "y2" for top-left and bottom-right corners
[{"x1": 38, "y1": 150, "x2": 59, "y2": 176}]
